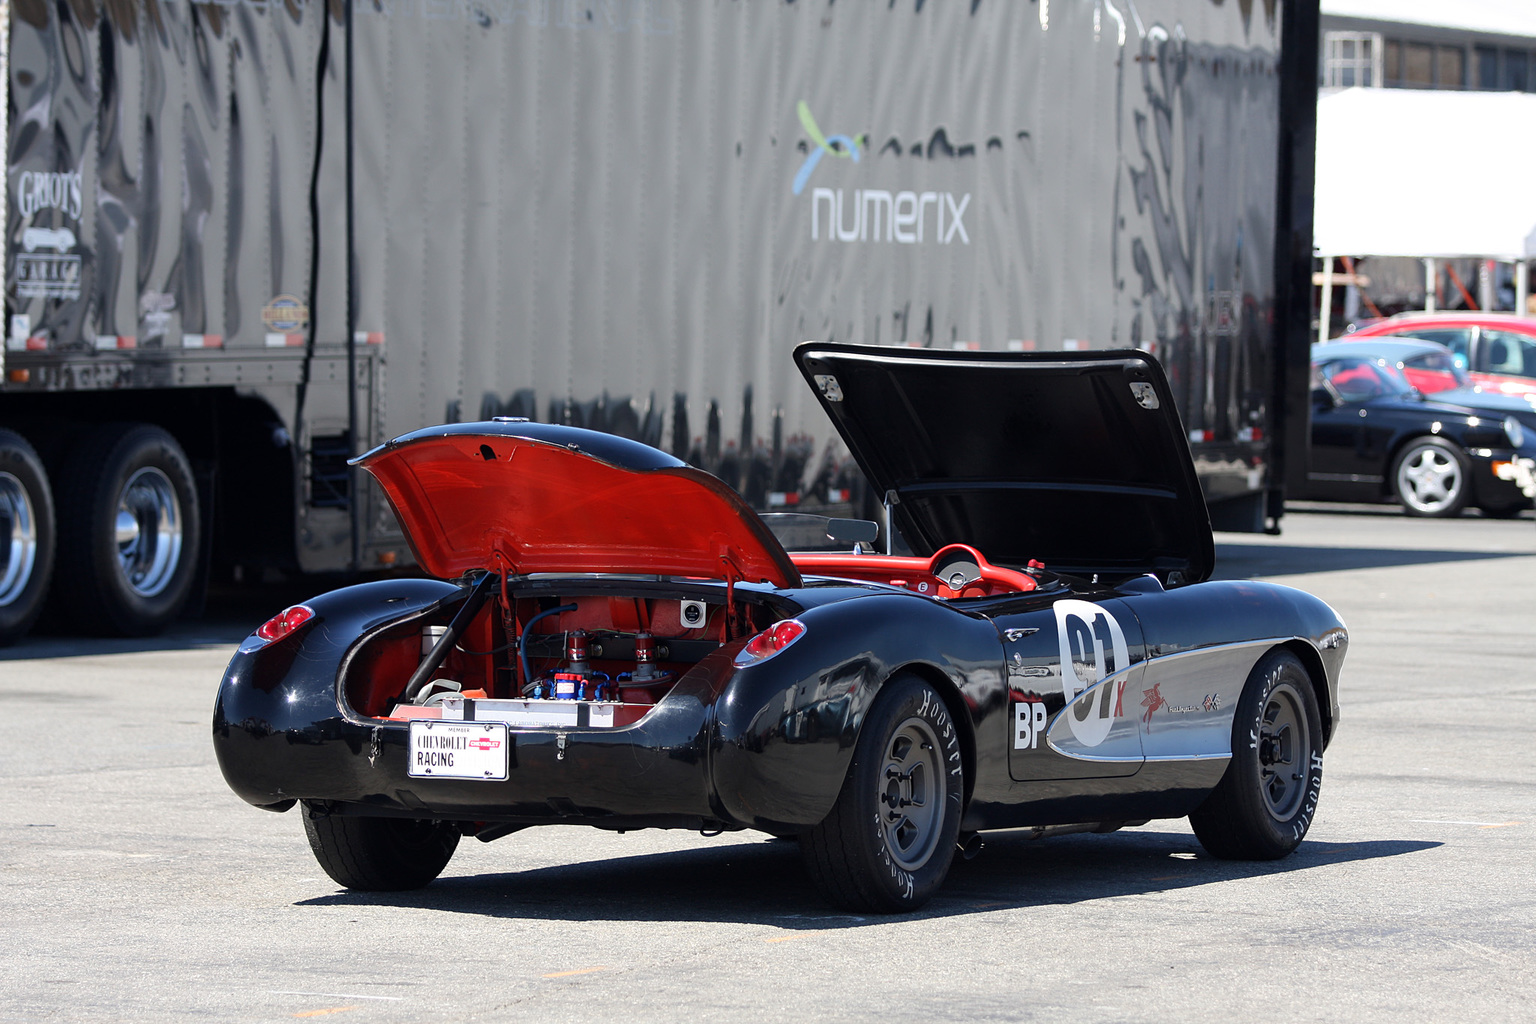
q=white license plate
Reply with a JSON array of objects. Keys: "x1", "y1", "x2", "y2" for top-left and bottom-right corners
[{"x1": 407, "y1": 721, "x2": 509, "y2": 781}]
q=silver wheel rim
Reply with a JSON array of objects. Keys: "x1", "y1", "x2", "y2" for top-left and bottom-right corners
[
  {"x1": 1397, "y1": 444, "x2": 1462, "y2": 514},
  {"x1": 879, "y1": 715, "x2": 944, "y2": 872},
  {"x1": 1258, "y1": 681, "x2": 1310, "y2": 821},
  {"x1": 0, "y1": 472, "x2": 39, "y2": 606},
  {"x1": 114, "y1": 467, "x2": 183, "y2": 598}
]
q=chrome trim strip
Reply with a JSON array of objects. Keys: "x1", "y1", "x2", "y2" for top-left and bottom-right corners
[{"x1": 1147, "y1": 636, "x2": 1295, "y2": 663}]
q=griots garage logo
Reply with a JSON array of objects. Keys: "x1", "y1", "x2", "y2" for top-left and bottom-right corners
[{"x1": 792, "y1": 102, "x2": 971, "y2": 246}]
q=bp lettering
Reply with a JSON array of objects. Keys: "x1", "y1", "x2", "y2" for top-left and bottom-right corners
[{"x1": 1013, "y1": 700, "x2": 1049, "y2": 749}]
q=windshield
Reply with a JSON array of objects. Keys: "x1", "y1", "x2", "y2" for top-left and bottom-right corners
[{"x1": 760, "y1": 513, "x2": 881, "y2": 552}]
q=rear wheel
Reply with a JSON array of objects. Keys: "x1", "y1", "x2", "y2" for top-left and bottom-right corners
[
  {"x1": 0, "y1": 430, "x2": 55, "y2": 645},
  {"x1": 303, "y1": 805, "x2": 461, "y2": 891},
  {"x1": 1189, "y1": 649, "x2": 1324, "y2": 860},
  {"x1": 801, "y1": 674, "x2": 964, "y2": 912},
  {"x1": 1391, "y1": 437, "x2": 1469, "y2": 517},
  {"x1": 53, "y1": 424, "x2": 199, "y2": 636}
]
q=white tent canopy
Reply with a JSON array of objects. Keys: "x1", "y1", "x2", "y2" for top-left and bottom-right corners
[{"x1": 1314, "y1": 88, "x2": 1536, "y2": 259}]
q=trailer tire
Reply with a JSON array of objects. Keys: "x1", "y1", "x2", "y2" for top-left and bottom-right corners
[
  {"x1": 54, "y1": 424, "x2": 200, "y2": 637},
  {"x1": 0, "y1": 429, "x2": 56, "y2": 645}
]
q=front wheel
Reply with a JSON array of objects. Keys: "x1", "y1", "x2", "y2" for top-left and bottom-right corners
[
  {"x1": 302, "y1": 805, "x2": 461, "y2": 891},
  {"x1": 1392, "y1": 437, "x2": 1469, "y2": 517},
  {"x1": 801, "y1": 674, "x2": 964, "y2": 912},
  {"x1": 1189, "y1": 649, "x2": 1324, "y2": 860}
]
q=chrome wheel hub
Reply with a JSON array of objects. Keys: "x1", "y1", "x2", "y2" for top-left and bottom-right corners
[
  {"x1": 1398, "y1": 446, "x2": 1461, "y2": 513},
  {"x1": 114, "y1": 467, "x2": 183, "y2": 598},
  {"x1": 0, "y1": 472, "x2": 38, "y2": 606}
]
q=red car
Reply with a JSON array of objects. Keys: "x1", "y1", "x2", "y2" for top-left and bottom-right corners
[{"x1": 1343, "y1": 313, "x2": 1536, "y2": 397}]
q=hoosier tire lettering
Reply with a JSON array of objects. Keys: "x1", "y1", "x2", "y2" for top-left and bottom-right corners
[
  {"x1": 801, "y1": 673, "x2": 964, "y2": 913},
  {"x1": 1189, "y1": 649, "x2": 1325, "y2": 860}
]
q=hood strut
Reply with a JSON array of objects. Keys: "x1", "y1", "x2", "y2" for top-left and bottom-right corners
[
  {"x1": 719, "y1": 553, "x2": 742, "y2": 640},
  {"x1": 400, "y1": 572, "x2": 498, "y2": 703}
]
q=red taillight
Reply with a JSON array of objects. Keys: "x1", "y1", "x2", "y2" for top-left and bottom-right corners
[
  {"x1": 736, "y1": 618, "x2": 807, "y2": 665},
  {"x1": 254, "y1": 604, "x2": 315, "y2": 643}
]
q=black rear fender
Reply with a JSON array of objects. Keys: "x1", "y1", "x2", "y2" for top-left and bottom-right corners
[
  {"x1": 212, "y1": 578, "x2": 463, "y2": 808},
  {"x1": 710, "y1": 592, "x2": 1000, "y2": 832}
]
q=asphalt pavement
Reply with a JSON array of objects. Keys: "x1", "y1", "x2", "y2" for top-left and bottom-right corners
[{"x1": 1, "y1": 505, "x2": 1533, "y2": 1022}]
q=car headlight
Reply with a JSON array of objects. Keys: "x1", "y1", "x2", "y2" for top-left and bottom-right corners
[{"x1": 1504, "y1": 416, "x2": 1525, "y2": 448}]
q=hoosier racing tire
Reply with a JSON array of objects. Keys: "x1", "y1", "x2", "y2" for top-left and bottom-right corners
[
  {"x1": 1189, "y1": 649, "x2": 1324, "y2": 860},
  {"x1": 302, "y1": 805, "x2": 461, "y2": 891},
  {"x1": 801, "y1": 674, "x2": 964, "y2": 913}
]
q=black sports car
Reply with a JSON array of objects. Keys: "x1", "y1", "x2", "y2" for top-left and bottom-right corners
[
  {"x1": 213, "y1": 345, "x2": 1347, "y2": 912},
  {"x1": 1302, "y1": 341, "x2": 1536, "y2": 517}
]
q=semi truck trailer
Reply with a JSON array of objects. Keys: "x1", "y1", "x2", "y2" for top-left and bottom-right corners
[{"x1": 0, "y1": 0, "x2": 1318, "y2": 641}]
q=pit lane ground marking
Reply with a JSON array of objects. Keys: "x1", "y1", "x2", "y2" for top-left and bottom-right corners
[
  {"x1": 1410, "y1": 819, "x2": 1523, "y2": 828},
  {"x1": 270, "y1": 992, "x2": 403, "y2": 1002},
  {"x1": 542, "y1": 966, "x2": 608, "y2": 978},
  {"x1": 765, "y1": 931, "x2": 824, "y2": 943},
  {"x1": 292, "y1": 1010, "x2": 356, "y2": 1018}
]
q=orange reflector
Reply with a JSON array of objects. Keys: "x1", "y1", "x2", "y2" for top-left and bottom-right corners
[
  {"x1": 377, "y1": 550, "x2": 397, "y2": 566},
  {"x1": 8, "y1": 369, "x2": 30, "y2": 383}
]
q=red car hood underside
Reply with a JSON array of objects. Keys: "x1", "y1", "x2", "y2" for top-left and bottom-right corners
[{"x1": 357, "y1": 427, "x2": 801, "y2": 587}]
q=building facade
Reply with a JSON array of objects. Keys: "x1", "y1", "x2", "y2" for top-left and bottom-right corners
[{"x1": 1321, "y1": 0, "x2": 1536, "y2": 91}]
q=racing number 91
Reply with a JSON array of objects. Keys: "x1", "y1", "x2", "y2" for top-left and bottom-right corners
[{"x1": 1053, "y1": 600, "x2": 1129, "y2": 748}]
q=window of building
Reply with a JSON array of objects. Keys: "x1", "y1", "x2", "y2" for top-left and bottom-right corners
[
  {"x1": 1505, "y1": 50, "x2": 1530, "y2": 91},
  {"x1": 1323, "y1": 31, "x2": 1382, "y2": 88},
  {"x1": 1439, "y1": 46, "x2": 1464, "y2": 89},
  {"x1": 1383, "y1": 39, "x2": 1467, "y2": 89},
  {"x1": 1403, "y1": 42, "x2": 1434, "y2": 86},
  {"x1": 1477, "y1": 45, "x2": 1499, "y2": 89}
]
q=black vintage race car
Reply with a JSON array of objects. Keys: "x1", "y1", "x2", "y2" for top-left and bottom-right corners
[{"x1": 213, "y1": 345, "x2": 1347, "y2": 912}]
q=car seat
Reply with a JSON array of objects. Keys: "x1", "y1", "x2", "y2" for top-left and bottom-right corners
[
  {"x1": 1487, "y1": 338, "x2": 1510, "y2": 370},
  {"x1": 1327, "y1": 364, "x2": 1383, "y2": 399}
]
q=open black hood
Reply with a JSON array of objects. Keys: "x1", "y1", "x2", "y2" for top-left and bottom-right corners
[{"x1": 794, "y1": 344, "x2": 1214, "y2": 584}]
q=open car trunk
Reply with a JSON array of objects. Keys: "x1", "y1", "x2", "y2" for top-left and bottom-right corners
[
  {"x1": 341, "y1": 577, "x2": 781, "y2": 732},
  {"x1": 341, "y1": 421, "x2": 805, "y2": 734}
]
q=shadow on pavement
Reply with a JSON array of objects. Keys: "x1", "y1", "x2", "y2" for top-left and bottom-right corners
[
  {"x1": 0, "y1": 577, "x2": 359, "y2": 660},
  {"x1": 293, "y1": 829, "x2": 1439, "y2": 927},
  {"x1": 1213, "y1": 543, "x2": 1531, "y2": 579}
]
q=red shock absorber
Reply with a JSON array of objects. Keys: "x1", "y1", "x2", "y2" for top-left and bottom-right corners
[
  {"x1": 551, "y1": 630, "x2": 593, "y2": 700},
  {"x1": 566, "y1": 629, "x2": 590, "y2": 674},
  {"x1": 633, "y1": 631, "x2": 657, "y2": 681}
]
